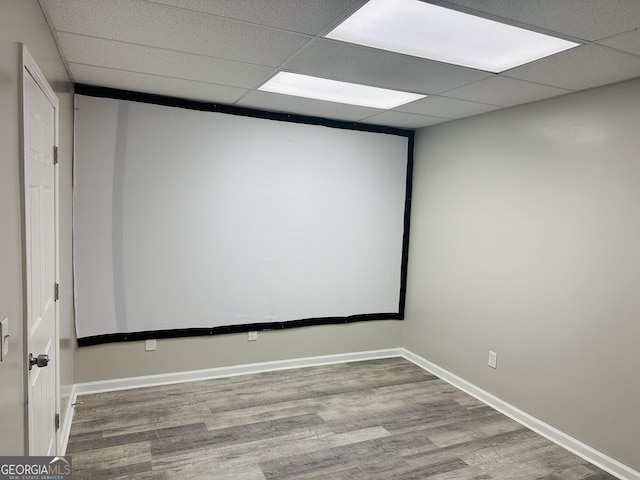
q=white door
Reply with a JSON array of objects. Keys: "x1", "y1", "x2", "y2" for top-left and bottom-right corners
[{"x1": 23, "y1": 46, "x2": 59, "y2": 456}]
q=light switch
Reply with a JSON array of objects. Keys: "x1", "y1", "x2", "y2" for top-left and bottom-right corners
[{"x1": 1, "y1": 317, "x2": 9, "y2": 361}]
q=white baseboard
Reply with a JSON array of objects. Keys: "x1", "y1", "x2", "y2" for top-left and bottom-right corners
[
  {"x1": 59, "y1": 385, "x2": 76, "y2": 455},
  {"x1": 73, "y1": 348, "x2": 404, "y2": 395},
  {"x1": 401, "y1": 349, "x2": 640, "y2": 480},
  {"x1": 64, "y1": 347, "x2": 638, "y2": 480}
]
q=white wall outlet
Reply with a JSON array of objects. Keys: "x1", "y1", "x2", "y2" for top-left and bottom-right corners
[
  {"x1": 144, "y1": 339, "x2": 157, "y2": 351},
  {"x1": 248, "y1": 331, "x2": 258, "y2": 342},
  {"x1": 488, "y1": 350, "x2": 498, "y2": 369},
  {"x1": 1, "y1": 317, "x2": 9, "y2": 361}
]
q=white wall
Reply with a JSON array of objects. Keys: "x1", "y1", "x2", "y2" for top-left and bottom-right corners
[
  {"x1": 406, "y1": 78, "x2": 640, "y2": 471},
  {"x1": 0, "y1": 0, "x2": 75, "y2": 455}
]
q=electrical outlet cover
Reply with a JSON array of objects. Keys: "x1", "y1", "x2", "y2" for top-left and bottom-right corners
[{"x1": 488, "y1": 350, "x2": 498, "y2": 369}]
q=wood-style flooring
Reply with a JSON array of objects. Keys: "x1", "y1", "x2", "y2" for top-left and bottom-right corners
[{"x1": 67, "y1": 358, "x2": 617, "y2": 479}]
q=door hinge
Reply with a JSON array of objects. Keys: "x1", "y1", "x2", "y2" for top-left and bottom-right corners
[
  {"x1": 53, "y1": 145, "x2": 59, "y2": 165},
  {"x1": 54, "y1": 283, "x2": 59, "y2": 301},
  {"x1": 55, "y1": 413, "x2": 60, "y2": 430}
]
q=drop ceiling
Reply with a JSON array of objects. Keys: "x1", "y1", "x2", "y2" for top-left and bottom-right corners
[{"x1": 39, "y1": 0, "x2": 640, "y2": 129}]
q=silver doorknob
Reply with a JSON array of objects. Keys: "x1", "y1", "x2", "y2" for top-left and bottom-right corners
[{"x1": 28, "y1": 353, "x2": 49, "y2": 371}]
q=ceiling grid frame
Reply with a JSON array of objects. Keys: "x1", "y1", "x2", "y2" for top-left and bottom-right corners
[{"x1": 39, "y1": 0, "x2": 640, "y2": 128}]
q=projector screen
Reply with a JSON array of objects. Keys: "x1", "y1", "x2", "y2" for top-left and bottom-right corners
[{"x1": 73, "y1": 89, "x2": 413, "y2": 345}]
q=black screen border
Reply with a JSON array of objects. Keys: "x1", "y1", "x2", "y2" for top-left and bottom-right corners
[{"x1": 74, "y1": 84, "x2": 414, "y2": 347}]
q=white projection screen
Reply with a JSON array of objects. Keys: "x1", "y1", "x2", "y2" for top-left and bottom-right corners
[{"x1": 73, "y1": 89, "x2": 413, "y2": 345}]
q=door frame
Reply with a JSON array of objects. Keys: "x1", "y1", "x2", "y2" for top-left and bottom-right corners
[{"x1": 21, "y1": 44, "x2": 61, "y2": 455}]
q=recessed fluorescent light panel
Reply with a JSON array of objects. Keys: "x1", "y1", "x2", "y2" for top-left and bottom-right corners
[
  {"x1": 326, "y1": 0, "x2": 579, "y2": 73},
  {"x1": 259, "y1": 72, "x2": 426, "y2": 109}
]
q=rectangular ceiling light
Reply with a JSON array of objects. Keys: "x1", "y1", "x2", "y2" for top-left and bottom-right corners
[
  {"x1": 259, "y1": 72, "x2": 426, "y2": 109},
  {"x1": 326, "y1": 0, "x2": 579, "y2": 73}
]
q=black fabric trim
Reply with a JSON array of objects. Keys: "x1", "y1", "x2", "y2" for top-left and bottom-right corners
[
  {"x1": 74, "y1": 84, "x2": 413, "y2": 137},
  {"x1": 74, "y1": 84, "x2": 414, "y2": 347},
  {"x1": 77, "y1": 314, "x2": 403, "y2": 346},
  {"x1": 398, "y1": 134, "x2": 414, "y2": 319}
]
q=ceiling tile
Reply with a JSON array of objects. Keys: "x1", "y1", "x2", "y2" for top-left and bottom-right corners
[
  {"x1": 40, "y1": 0, "x2": 309, "y2": 67},
  {"x1": 443, "y1": 76, "x2": 570, "y2": 107},
  {"x1": 362, "y1": 111, "x2": 449, "y2": 129},
  {"x1": 236, "y1": 90, "x2": 382, "y2": 123},
  {"x1": 283, "y1": 39, "x2": 490, "y2": 95},
  {"x1": 598, "y1": 30, "x2": 640, "y2": 57},
  {"x1": 39, "y1": 0, "x2": 640, "y2": 128},
  {"x1": 57, "y1": 33, "x2": 275, "y2": 89},
  {"x1": 147, "y1": 0, "x2": 364, "y2": 35},
  {"x1": 70, "y1": 64, "x2": 248, "y2": 104},
  {"x1": 440, "y1": 0, "x2": 640, "y2": 41},
  {"x1": 504, "y1": 44, "x2": 640, "y2": 91},
  {"x1": 396, "y1": 95, "x2": 501, "y2": 119}
]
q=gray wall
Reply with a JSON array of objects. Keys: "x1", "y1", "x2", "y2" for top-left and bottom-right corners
[
  {"x1": 0, "y1": 0, "x2": 75, "y2": 455},
  {"x1": 406, "y1": 78, "x2": 640, "y2": 471},
  {"x1": 74, "y1": 320, "x2": 403, "y2": 382}
]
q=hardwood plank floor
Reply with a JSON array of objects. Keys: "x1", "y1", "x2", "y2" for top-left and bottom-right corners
[{"x1": 67, "y1": 358, "x2": 617, "y2": 479}]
